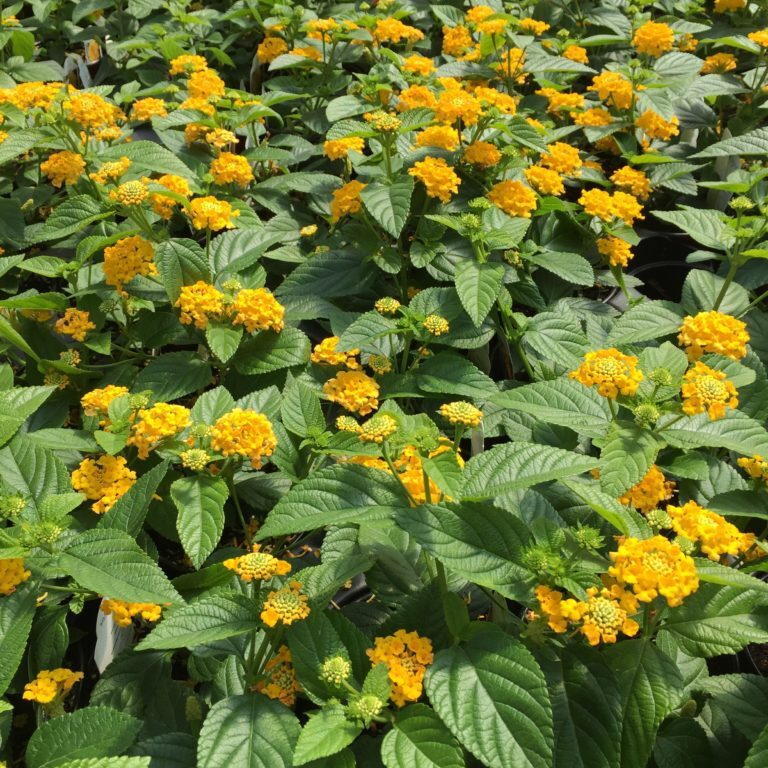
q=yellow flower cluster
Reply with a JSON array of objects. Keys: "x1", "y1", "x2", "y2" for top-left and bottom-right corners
[
  {"x1": 422, "y1": 314, "x2": 450, "y2": 336},
  {"x1": 54, "y1": 308, "x2": 95, "y2": 342},
  {"x1": 488, "y1": 180, "x2": 538, "y2": 218},
  {"x1": 231, "y1": 288, "x2": 285, "y2": 333},
  {"x1": 323, "y1": 370, "x2": 380, "y2": 416},
  {"x1": 610, "y1": 166, "x2": 651, "y2": 200},
  {"x1": 574, "y1": 108, "x2": 613, "y2": 126},
  {"x1": 169, "y1": 54, "x2": 209, "y2": 75},
  {"x1": 541, "y1": 142, "x2": 582, "y2": 175},
  {"x1": 701, "y1": 53, "x2": 737, "y2": 73},
  {"x1": 403, "y1": 54, "x2": 435, "y2": 76},
  {"x1": 588, "y1": 71, "x2": 633, "y2": 110},
  {"x1": 127, "y1": 403, "x2": 191, "y2": 459},
  {"x1": 619, "y1": 465, "x2": 675, "y2": 513},
  {"x1": 40, "y1": 151, "x2": 85, "y2": 187},
  {"x1": 738, "y1": 455, "x2": 768, "y2": 483},
  {"x1": 23, "y1": 669, "x2": 83, "y2": 705},
  {"x1": 366, "y1": 630, "x2": 434, "y2": 707},
  {"x1": 715, "y1": 0, "x2": 746, "y2": 10},
  {"x1": 535, "y1": 584, "x2": 639, "y2": 645},
  {"x1": 525, "y1": 165, "x2": 564, "y2": 196},
  {"x1": 678, "y1": 310, "x2": 749, "y2": 361},
  {"x1": 358, "y1": 413, "x2": 398, "y2": 443},
  {"x1": 131, "y1": 97, "x2": 168, "y2": 121},
  {"x1": 257, "y1": 36, "x2": 288, "y2": 64},
  {"x1": 257, "y1": 645, "x2": 302, "y2": 707},
  {"x1": 0, "y1": 558, "x2": 31, "y2": 595},
  {"x1": 434, "y1": 88, "x2": 482, "y2": 126},
  {"x1": 63, "y1": 91, "x2": 124, "y2": 131},
  {"x1": 579, "y1": 188, "x2": 644, "y2": 226},
  {"x1": 632, "y1": 21, "x2": 675, "y2": 57},
  {"x1": 261, "y1": 581, "x2": 310, "y2": 627},
  {"x1": 0, "y1": 81, "x2": 64, "y2": 110},
  {"x1": 415, "y1": 125, "x2": 459, "y2": 151},
  {"x1": 667, "y1": 500, "x2": 754, "y2": 560},
  {"x1": 635, "y1": 110, "x2": 680, "y2": 141},
  {"x1": 409, "y1": 157, "x2": 461, "y2": 203},
  {"x1": 176, "y1": 282, "x2": 226, "y2": 329},
  {"x1": 331, "y1": 180, "x2": 366, "y2": 222},
  {"x1": 373, "y1": 17, "x2": 424, "y2": 45},
  {"x1": 570, "y1": 348, "x2": 644, "y2": 398},
  {"x1": 110, "y1": 179, "x2": 149, "y2": 206},
  {"x1": 224, "y1": 544, "x2": 291, "y2": 581},
  {"x1": 71, "y1": 454, "x2": 137, "y2": 514},
  {"x1": 188, "y1": 196, "x2": 239, "y2": 230},
  {"x1": 210, "y1": 409, "x2": 277, "y2": 468},
  {"x1": 311, "y1": 337, "x2": 360, "y2": 368},
  {"x1": 439, "y1": 401, "x2": 483, "y2": 427},
  {"x1": 324, "y1": 137, "x2": 365, "y2": 160},
  {"x1": 151, "y1": 174, "x2": 191, "y2": 219},
  {"x1": 597, "y1": 236, "x2": 634, "y2": 268},
  {"x1": 681, "y1": 361, "x2": 738, "y2": 420},
  {"x1": 210, "y1": 153, "x2": 254, "y2": 186},
  {"x1": 748, "y1": 30, "x2": 768, "y2": 48},
  {"x1": 89, "y1": 156, "x2": 131, "y2": 185},
  {"x1": 103, "y1": 235, "x2": 157, "y2": 294},
  {"x1": 100, "y1": 599, "x2": 162, "y2": 627},
  {"x1": 81, "y1": 385, "x2": 129, "y2": 425},
  {"x1": 608, "y1": 535, "x2": 699, "y2": 606},
  {"x1": 463, "y1": 141, "x2": 501, "y2": 167}
]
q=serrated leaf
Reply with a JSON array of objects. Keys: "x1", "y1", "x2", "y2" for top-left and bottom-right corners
[
  {"x1": 101, "y1": 141, "x2": 193, "y2": 178},
  {"x1": 745, "y1": 722, "x2": 768, "y2": 768},
  {"x1": 336, "y1": 311, "x2": 397, "y2": 356},
  {"x1": 55, "y1": 759, "x2": 150, "y2": 768},
  {"x1": 599, "y1": 424, "x2": 660, "y2": 497},
  {"x1": 0, "y1": 128, "x2": 46, "y2": 165},
  {"x1": 360, "y1": 177, "x2": 413, "y2": 238},
  {"x1": 682, "y1": 269, "x2": 750, "y2": 315},
  {"x1": 691, "y1": 127, "x2": 768, "y2": 159},
  {"x1": 415, "y1": 352, "x2": 496, "y2": 398},
  {"x1": 560, "y1": 479, "x2": 651, "y2": 537},
  {"x1": 26, "y1": 196, "x2": 111, "y2": 244},
  {"x1": 26, "y1": 707, "x2": 142, "y2": 768},
  {"x1": 652, "y1": 208, "x2": 733, "y2": 250},
  {"x1": 205, "y1": 323, "x2": 242, "y2": 363},
  {"x1": 293, "y1": 704, "x2": 360, "y2": 766},
  {"x1": 695, "y1": 558, "x2": 768, "y2": 595},
  {"x1": 281, "y1": 378, "x2": 324, "y2": 438},
  {"x1": 233, "y1": 327, "x2": 310, "y2": 375},
  {"x1": 605, "y1": 640, "x2": 684, "y2": 768},
  {"x1": 99, "y1": 461, "x2": 169, "y2": 538},
  {"x1": 0, "y1": 385, "x2": 55, "y2": 446},
  {"x1": 154, "y1": 239, "x2": 210, "y2": 303},
  {"x1": 256, "y1": 464, "x2": 408, "y2": 539},
  {"x1": 190, "y1": 386, "x2": 236, "y2": 423},
  {"x1": 454, "y1": 260, "x2": 504, "y2": 327},
  {"x1": 137, "y1": 593, "x2": 260, "y2": 650},
  {"x1": 606, "y1": 301, "x2": 684, "y2": 345},
  {"x1": 527, "y1": 251, "x2": 594, "y2": 287},
  {"x1": 0, "y1": 585, "x2": 36, "y2": 696},
  {"x1": 197, "y1": 695, "x2": 299, "y2": 768},
  {"x1": 662, "y1": 411, "x2": 768, "y2": 456},
  {"x1": 128, "y1": 732, "x2": 197, "y2": 768},
  {"x1": 171, "y1": 475, "x2": 229, "y2": 569},
  {"x1": 538, "y1": 646, "x2": 622, "y2": 768},
  {"x1": 462, "y1": 442, "x2": 599, "y2": 501},
  {"x1": 493, "y1": 378, "x2": 611, "y2": 438},
  {"x1": 658, "y1": 585, "x2": 768, "y2": 657},
  {"x1": 524, "y1": 312, "x2": 589, "y2": 368},
  {"x1": 382, "y1": 704, "x2": 465, "y2": 768},
  {"x1": 396, "y1": 503, "x2": 532, "y2": 600},
  {"x1": 426, "y1": 625, "x2": 553, "y2": 768},
  {"x1": 694, "y1": 674, "x2": 768, "y2": 741},
  {"x1": 135, "y1": 352, "x2": 212, "y2": 403},
  {"x1": 59, "y1": 529, "x2": 182, "y2": 605}
]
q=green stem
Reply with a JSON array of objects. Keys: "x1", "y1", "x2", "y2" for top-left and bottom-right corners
[
  {"x1": 713, "y1": 259, "x2": 739, "y2": 311},
  {"x1": 228, "y1": 472, "x2": 251, "y2": 548},
  {"x1": 382, "y1": 443, "x2": 417, "y2": 506}
]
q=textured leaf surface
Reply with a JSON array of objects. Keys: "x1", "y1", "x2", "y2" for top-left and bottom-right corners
[
  {"x1": 662, "y1": 412, "x2": 768, "y2": 456},
  {"x1": 233, "y1": 327, "x2": 310, "y2": 374},
  {"x1": 59, "y1": 529, "x2": 182, "y2": 605},
  {"x1": 197, "y1": 695, "x2": 299, "y2": 768},
  {"x1": 360, "y1": 177, "x2": 413, "y2": 238},
  {"x1": 606, "y1": 300, "x2": 685, "y2": 345},
  {"x1": 135, "y1": 352, "x2": 212, "y2": 403},
  {"x1": 426, "y1": 626, "x2": 553, "y2": 768},
  {"x1": 0, "y1": 585, "x2": 36, "y2": 696},
  {"x1": 599, "y1": 424, "x2": 660, "y2": 497},
  {"x1": 381, "y1": 704, "x2": 465, "y2": 768},
  {"x1": 137, "y1": 593, "x2": 260, "y2": 650},
  {"x1": 172, "y1": 475, "x2": 229, "y2": 568},
  {"x1": 293, "y1": 704, "x2": 360, "y2": 766},
  {"x1": 454, "y1": 260, "x2": 504, "y2": 327}
]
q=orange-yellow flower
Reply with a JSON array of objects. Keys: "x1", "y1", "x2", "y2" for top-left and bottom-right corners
[
  {"x1": 408, "y1": 157, "x2": 461, "y2": 203},
  {"x1": 210, "y1": 409, "x2": 277, "y2": 468},
  {"x1": 71, "y1": 454, "x2": 137, "y2": 514},
  {"x1": 330, "y1": 180, "x2": 366, "y2": 222},
  {"x1": 632, "y1": 21, "x2": 674, "y2": 57},
  {"x1": 487, "y1": 180, "x2": 537, "y2": 218},
  {"x1": 678, "y1": 310, "x2": 749, "y2": 361},
  {"x1": 570, "y1": 348, "x2": 643, "y2": 398},
  {"x1": 366, "y1": 630, "x2": 433, "y2": 707},
  {"x1": 323, "y1": 370, "x2": 379, "y2": 416},
  {"x1": 681, "y1": 361, "x2": 738, "y2": 420}
]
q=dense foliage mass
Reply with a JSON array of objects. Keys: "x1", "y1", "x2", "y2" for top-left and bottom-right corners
[{"x1": 1, "y1": 0, "x2": 768, "y2": 766}]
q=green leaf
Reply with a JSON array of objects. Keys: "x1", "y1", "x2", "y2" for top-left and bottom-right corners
[
  {"x1": 54, "y1": 759, "x2": 150, "y2": 768},
  {"x1": 0, "y1": 385, "x2": 55, "y2": 447},
  {"x1": 694, "y1": 674, "x2": 768, "y2": 741},
  {"x1": 682, "y1": 269, "x2": 749, "y2": 315},
  {"x1": 662, "y1": 411, "x2": 768, "y2": 456},
  {"x1": 527, "y1": 251, "x2": 593, "y2": 287},
  {"x1": 523, "y1": 312, "x2": 589, "y2": 368},
  {"x1": 135, "y1": 352, "x2": 212, "y2": 403},
  {"x1": 360, "y1": 177, "x2": 413, "y2": 238},
  {"x1": 395, "y1": 503, "x2": 533, "y2": 600},
  {"x1": 745, "y1": 723, "x2": 768, "y2": 768},
  {"x1": 128, "y1": 733, "x2": 197, "y2": 768},
  {"x1": 461, "y1": 442, "x2": 599, "y2": 501},
  {"x1": 599, "y1": 424, "x2": 660, "y2": 497},
  {"x1": 382, "y1": 704, "x2": 465, "y2": 768},
  {"x1": 293, "y1": 704, "x2": 360, "y2": 766},
  {"x1": 257, "y1": 464, "x2": 408, "y2": 539},
  {"x1": 454, "y1": 261, "x2": 504, "y2": 327},
  {"x1": 560, "y1": 479, "x2": 650, "y2": 537},
  {"x1": 233, "y1": 327, "x2": 310, "y2": 375},
  {"x1": 99, "y1": 461, "x2": 169, "y2": 538},
  {"x1": 652, "y1": 208, "x2": 733, "y2": 250},
  {"x1": 154, "y1": 239, "x2": 210, "y2": 303},
  {"x1": 26, "y1": 196, "x2": 111, "y2": 244},
  {"x1": 695, "y1": 558, "x2": 768, "y2": 595},
  {"x1": 606, "y1": 301, "x2": 684, "y2": 345},
  {"x1": 197, "y1": 695, "x2": 299, "y2": 768},
  {"x1": 0, "y1": 585, "x2": 36, "y2": 696},
  {"x1": 691, "y1": 127, "x2": 768, "y2": 159},
  {"x1": 191, "y1": 386, "x2": 236, "y2": 423},
  {"x1": 658, "y1": 585, "x2": 768, "y2": 657},
  {"x1": 26, "y1": 707, "x2": 142, "y2": 768},
  {"x1": 605, "y1": 640, "x2": 684, "y2": 768},
  {"x1": 137, "y1": 593, "x2": 261, "y2": 651},
  {"x1": 206, "y1": 322, "x2": 243, "y2": 364},
  {"x1": 336, "y1": 311, "x2": 397, "y2": 356},
  {"x1": 100, "y1": 141, "x2": 193, "y2": 178},
  {"x1": 0, "y1": 129, "x2": 46, "y2": 165},
  {"x1": 59, "y1": 529, "x2": 182, "y2": 605},
  {"x1": 653, "y1": 718, "x2": 712, "y2": 768},
  {"x1": 426, "y1": 625, "x2": 553, "y2": 768},
  {"x1": 493, "y1": 378, "x2": 611, "y2": 438},
  {"x1": 281, "y1": 378, "x2": 324, "y2": 438},
  {"x1": 0, "y1": 313, "x2": 41, "y2": 360},
  {"x1": 538, "y1": 646, "x2": 622, "y2": 768},
  {"x1": 171, "y1": 475, "x2": 229, "y2": 569},
  {"x1": 278, "y1": 250, "x2": 373, "y2": 300},
  {"x1": 415, "y1": 353, "x2": 497, "y2": 398}
]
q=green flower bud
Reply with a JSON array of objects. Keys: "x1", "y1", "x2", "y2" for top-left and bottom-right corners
[
  {"x1": 468, "y1": 197, "x2": 492, "y2": 211},
  {"x1": 347, "y1": 693, "x2": 384, "y2": 724},
  {"x1": 320, "y1": 656, "x2": 352, "y2": 686},
  {"x1": 646, "y1": 508, "x2": 672, "y2": 530},
  {"x1": 0, "y1": 493, "x2": 25, "y2": 518},
  {"x1": 648, "y1": 367, "x2": 673, "y2": 386},
  {"x1": 128, "y1": 393, "x2": 150, "y2": 410},
  {"x1": 729, "y1": 196, "x2": 755, "y2": 211},
  {"x1": 573, "y1": 525, "x2": 604, "y2": 550},
  {"x1": 674, "y1": 535, "x2": 696, "y2": 555},
  {"x1": 180, "y1": 449, "x2": 210, "y2": 471},
  {"x1": 634, "y1": 403, "x2": 660, "y2": 428}
]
